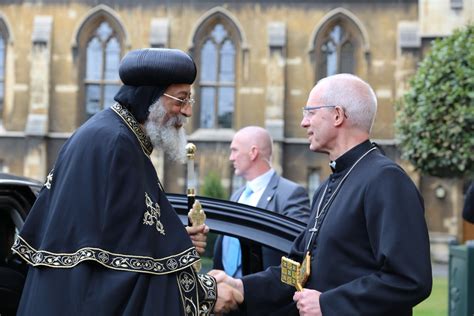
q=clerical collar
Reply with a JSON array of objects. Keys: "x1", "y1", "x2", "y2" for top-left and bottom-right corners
[{"x1": 331, "y1": 140, "x2": 374, "y2": 173}]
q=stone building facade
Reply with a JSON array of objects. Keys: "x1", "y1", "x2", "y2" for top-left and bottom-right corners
[{"x1": 0, "y1": 0, "x2": 472, "y2": 253}]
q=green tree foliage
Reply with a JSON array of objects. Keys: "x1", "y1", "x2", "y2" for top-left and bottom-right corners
[
  {"x1": 200, "y1": 171, "x2": 227, "y2": 199},
  {"x1": 199, "y1": 171, "x2": 226, "y2": 259},
  {"x1": 395, "y1": 24, "x2": 474, "y2": 178}
]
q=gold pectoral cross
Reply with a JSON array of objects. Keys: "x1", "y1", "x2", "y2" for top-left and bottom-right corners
[{"x1": 281, "y1": 252, "x2": 311, "y2": 291}]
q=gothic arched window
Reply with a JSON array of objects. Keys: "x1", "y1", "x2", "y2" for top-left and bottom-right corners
[
  {"x1": 84, "y1": 21, "x2": 122, "y2": 118},
  {"x1": 198, "y1": 24, "x2": 236, "y2": 129},
  {"x1": 319, "y1": 24, "x2": 355, "y2": 78}
]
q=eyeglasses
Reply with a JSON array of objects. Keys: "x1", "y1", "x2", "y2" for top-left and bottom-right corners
[
  {"x1": 163, "y1": 93, "x2": 195, "y2": 107},
  {"x1": 302, "y1": 105, "x2": 336, "y2": 118}
]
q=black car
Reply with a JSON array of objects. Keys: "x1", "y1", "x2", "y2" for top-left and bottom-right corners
[
  {"x1": 0, "y1": 173, "x2": 305, "y2": 314},
  {"x1": 0, "y1": 173, "x2": 42, "y2": 315}
]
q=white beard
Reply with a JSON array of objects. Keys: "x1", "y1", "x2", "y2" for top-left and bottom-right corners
[{"x1": 144, "y1": 100, "x2": 188, "y2": 164}]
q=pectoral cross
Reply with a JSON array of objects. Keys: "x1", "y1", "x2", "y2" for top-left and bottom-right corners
[{"x1": 281, "y1": 252, "x2": 311, "y2": 291}]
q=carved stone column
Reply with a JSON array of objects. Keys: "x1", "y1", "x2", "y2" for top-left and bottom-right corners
[
  {"x1": 265, "y1": 22, "x2": 286, "y2": 174},
  {"x1": 24, "y1": 16, "x2": 52, "y2": 180}
]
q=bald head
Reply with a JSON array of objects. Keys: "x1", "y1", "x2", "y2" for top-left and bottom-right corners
[
  {"x1": 235, "y1": 126, "x2": 273, "y2": 160},
  {"x1": 301, "y1": 74, "x2": 377, "y2": 160},
  {"x1": 230, "y1": 126, "x2": 273, "y2": 180},
  {"x1": 311, "y1": 73, "x2": 377, "y2": 133}
]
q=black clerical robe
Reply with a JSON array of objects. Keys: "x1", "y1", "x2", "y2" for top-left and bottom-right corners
[
  {"x1": 12, "y1": 104, "x2": 216, "y2": 315},
  {"x1": 241, "y1": 141, "x2": 432, "y2": 316}
]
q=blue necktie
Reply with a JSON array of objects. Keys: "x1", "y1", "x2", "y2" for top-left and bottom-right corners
[
  {"x1": 222, "y1": 186, "x2": 253, "y2": 277},
  {"x1": 240, "y1": 185, "x2": 254, "y2": 205}
]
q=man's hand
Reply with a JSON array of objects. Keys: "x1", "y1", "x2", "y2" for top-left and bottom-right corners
[
  {"x1": 208, "y1": 269, "x2": 244, "y2": 293},
  {"x1": 208, "y1": 269, "x2": 245, "y2": 315},
  {"x1": 293, "y1": 289, "x2": 322, "y2": 316},
  {"x1": 214, "y1": 282, "x2": 244, "y2": 314},
  {"x1": 186, "y1": 224, "x2": 209, "y2": 255}
]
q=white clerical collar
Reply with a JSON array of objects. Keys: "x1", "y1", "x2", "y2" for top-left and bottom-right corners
[{"x1": 246, "y1": 168, "x2": 275, "y2": 193}]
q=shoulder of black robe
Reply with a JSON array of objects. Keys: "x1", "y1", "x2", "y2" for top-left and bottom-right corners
[{"x1": 13, "y1": 105, "x2": 200, "y2": 275}]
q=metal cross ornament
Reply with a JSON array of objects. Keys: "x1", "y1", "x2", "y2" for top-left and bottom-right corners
[
  {"x1": 188, "y1": 200, "x2": 206, "y2": 272},
  {"x1": 281, "y1": 252, "x2": 311, "y2": 291}
]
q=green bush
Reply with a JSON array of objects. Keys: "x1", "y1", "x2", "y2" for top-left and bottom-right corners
[
  {"x1": 200, "y1": 171, "x2": 227, "y2": 199},
  {"x1": 199, "y1": 171, "x2": 226, "y2": 259},
  {"x1": 395, "y1": 24, "x2": 474, "y2": 178}
]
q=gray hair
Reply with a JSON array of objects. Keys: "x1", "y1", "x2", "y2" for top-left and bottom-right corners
[{"x1": 318, "y1": 73, "x2": 377, "y2": 133}]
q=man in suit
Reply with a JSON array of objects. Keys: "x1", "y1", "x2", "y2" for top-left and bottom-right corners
[{"x1": 213, "y1": 126, "x2": 310, "y2": 278}]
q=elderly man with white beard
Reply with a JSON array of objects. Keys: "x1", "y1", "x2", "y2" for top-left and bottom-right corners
[{"x1": 12, "y1": 48, "x2": 242, "y2": 315}]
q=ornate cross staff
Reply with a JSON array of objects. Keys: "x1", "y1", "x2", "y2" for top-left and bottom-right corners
[
  {"x1": 186, "y1": 143, "x2": 206, "y2": 272},
  {"x1": 186, "y1": 143, "x2": 197, "y2": 223}
]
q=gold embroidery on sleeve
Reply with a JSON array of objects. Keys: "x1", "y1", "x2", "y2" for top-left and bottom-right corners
[
  {"x1": 176, "y1": 270, "x2": 216, "y2": 316},
  {"x1": 143, "y1": 192, "x2": 165, "y2": 235},
  {"x1": 197, "y1": 274, "x2": 217, "y2": 315},
  {"x1": 177, "y1": 269, "x2": 198, "y2": 316}
]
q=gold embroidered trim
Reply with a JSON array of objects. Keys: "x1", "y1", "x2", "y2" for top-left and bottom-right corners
[
  {"x1": 197, "y1": 274, "x2": 217, "y2": 315},
  {"x1": 12, "y1": 236, "x2": 200, "y2": 275},
  {"x1": 143, "y1": 192, "x2": 165, "y2": 235},
  {"x1": 45, "y1": 168, "x2": 54, "y2": 189},
  {"x1": 176, "y1": 269, "x2": 217, "y2": 316},
  {"x1": 177, "y1": 270, "x2": 198, "y2": 315},
  {"x1": 111, "y1": 103, "x2": 153, "y2": 156}
]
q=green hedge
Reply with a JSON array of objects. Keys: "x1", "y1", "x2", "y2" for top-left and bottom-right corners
[{"x1": 395, "y1": 24, "x2": 474, "y2": 178}]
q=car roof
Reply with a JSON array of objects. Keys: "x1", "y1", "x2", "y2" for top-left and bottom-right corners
[
  {"x1": 0, "y1": 173, "x2": 42, "y2": 188},
  {"x1": 168, "y1": 193, "x2": 306, "y2": 253}
]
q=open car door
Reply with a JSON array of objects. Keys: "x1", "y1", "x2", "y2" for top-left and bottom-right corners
[{"x1": 0, "y1": 173, "x2": 41, "y2": 316}]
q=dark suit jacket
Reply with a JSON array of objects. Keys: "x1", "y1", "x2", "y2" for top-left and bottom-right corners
[{"x1": 213, "y1": 173, "x2": 310, "y2": 272}]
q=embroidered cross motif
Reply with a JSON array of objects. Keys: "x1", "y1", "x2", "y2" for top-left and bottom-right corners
[
  {"x1": 143, "y1": 192, "x2": 165, "y2": 235},
  {"x1": 45, "y1": 169, "x2": 54, "y2": 189},
  {"x1": 179, "y1": 271, "x2": 196, "y2": 291}
]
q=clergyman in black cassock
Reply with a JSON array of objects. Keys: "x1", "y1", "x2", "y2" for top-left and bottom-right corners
[
  {"x1": 12, "y1": 48, "x2": 216, "y2": 315},
  {"x1": 210, "y1": 74, "x2": 432, "y2": 316}
]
